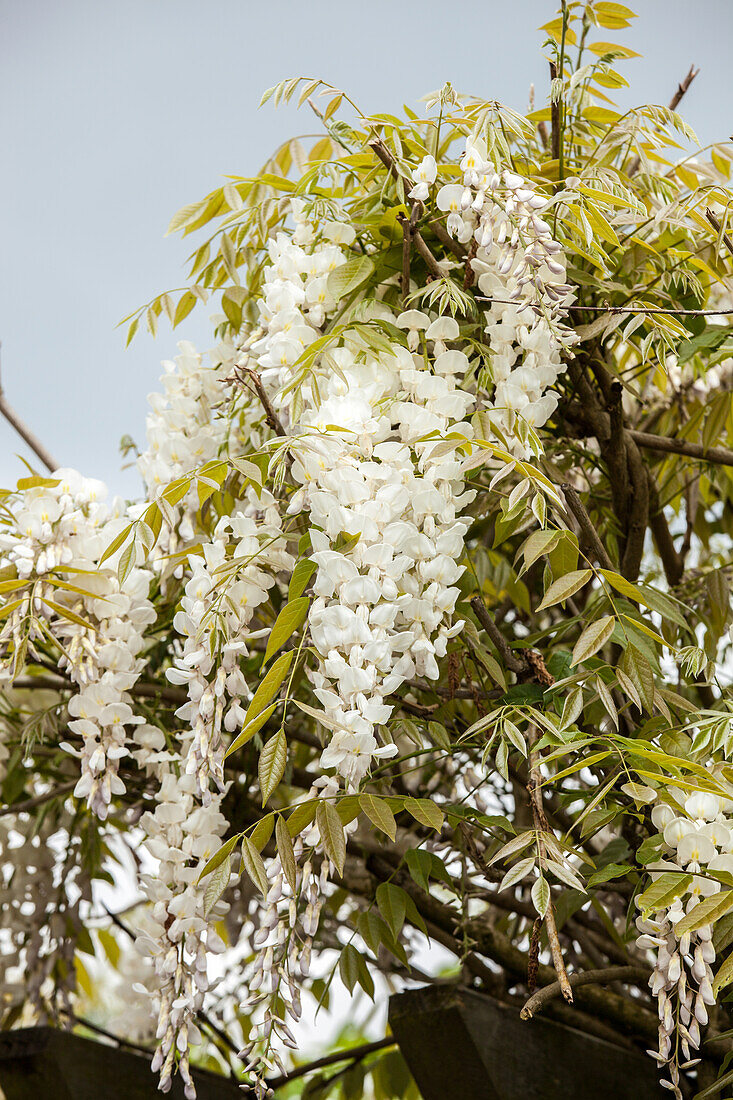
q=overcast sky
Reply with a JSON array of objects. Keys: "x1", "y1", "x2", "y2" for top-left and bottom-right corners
[{"x1": 1, "y1": 0, "x2": 732, "y2": 496}]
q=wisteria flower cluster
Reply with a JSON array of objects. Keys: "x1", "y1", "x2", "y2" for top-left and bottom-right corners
[{"x1": 3, "y1": 14, "x2": 733, "y2": 1099}]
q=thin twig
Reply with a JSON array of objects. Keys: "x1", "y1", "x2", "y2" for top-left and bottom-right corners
[
  {"x1": 396, "y1": 214, "x2": 445, "y2": 280},
  {"x1": 526, "y1": 724, "x2": 573, "y2": 1005},
  {"x1": 369, "y1": 137, "x2": 446, "y2": 280},
  {"x1": 239, "y1": 367, "x2": 286, "y2": 436},
  {"x1": 61, "y1": 1009, "x2": 155, "y2": 1058},
  {"x1": 706, "y1": 208, "x2": 733, "y2": 258},
  {"x1": 520, "y1": 965, "x2": 650, "y2": 1020},
  {"x1": 549, "y1": 61, "x2": 560, "y2": 164},
  {"x1": 669, "y1": 64, "x2": 700, "y2": 111},
  {"x1": 470, "y1": 595, "x2": 526, "y2": 674},
  {"x1": 475, "y1": 295, "x2": 733, "y2": 316},
  {"x1": 268, "y1": 1037, "x2": 395, "y2": 1090},
  {"x1": 0, "y1": 358, "x2": 59, "y2": 473},
  {"x1": 0, "y1": 780, "x2": 76, "y2": 817},
  {"x1": 561, "y1": 484, "x2": 614, "y2": 570}
]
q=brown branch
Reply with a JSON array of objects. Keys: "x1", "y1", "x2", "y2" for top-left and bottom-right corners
[
  {"x1": 369, "y1": 137, "x2": 446, "y2": 281},
  {"x1": 628, "y1": 429, "x2": 733, "y2": 468},
  {"x1": 470, "y1": 595, "x2": 526, "y2": 674},
  {"x1": 520, "y1": 966, "x2": 650, "y2": 1021},
  {"x1": 399, "y1": 202, "x2": 422, "y2": 302},
  {"x1": 12, "y1": 675, "x2": 189, "y2": 707},
  {"x1": 396, "y1": 214, "x2": 445, "y2": 280},
  {"x1": 268, "y1": 1037, "x2": 395, "y2": 1090},
  {"x1": 0, "y1": 392, "x2": 58, "y2": 473},
  {"x1": 240, "y1": 367, "x2": 285, "y2": 436},
  {"x1": 429, "y1": 218, "x2": 467, "y2": 258},
  {"x1": 647, "y1": 474, "x2": 684, "y2": 586},
  {"x1": 561, "y1": 484, "x2": 614, "y2": 570},
  {"x1": 620, "y1": 434, "x2": 649, "y2": 582},
  {"x1": 669, "y1": 64, "x2": 700, "y2": 111},
  {"x1": 527, "y1": 725, "x2": 573, "y2": 1005},
  {"x1": 0, "y1": 780, "x2": 76, "y2": 817},
  {"x1": 477, "y1": 296, "x2": 733, "y2": 317}
]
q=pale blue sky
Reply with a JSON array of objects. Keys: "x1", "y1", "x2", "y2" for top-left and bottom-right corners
[{"x1": 1, "y1": 0, "x2": 731, "y2": 495}]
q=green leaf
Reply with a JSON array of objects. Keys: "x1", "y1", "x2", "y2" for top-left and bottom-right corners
[
  {"x1": 561, "y1": 685, "x2": 584, "y2": 728},
  {"x1": 359, "y1": 792, "x2": 397, "y2": 842},
  {"x1": 674, "y1": 889, "x2": 733, "y2": 937},
  {"x1": 264, "y1": 597, "x2": 309, "y2": 663},
  {"x1": 241, "y1": 836, "x2": 269, "y2": 896},
  {"x1": 276, "y1": 815, "x2": 297, "y2": 894},
  {"x1": 499, "y1": 855, "x2": 536, "y2": 892},
  {"x1": 637, "y1": 872, "x2": 692, "y2": 915},
  {"x1": 288, "y1": 558, "x2": 316, "y2": 601},
  {"x1": 339, "y1": 943, "x2": 375, "y2": 998},
  {"x1": 288, "y1": 801, "x2": 317, "y2": 837},
  {"x1": 224, "y1": 703, "x2": 278, "y2": 759},
  {"x1": 117, "y1": 538, "x2": 136, "y2": 585},
  {"x1": 519, "y1": 529, "x2": 561, "y2": 572},
  {"x1": 40, "y1": 598, "x2": 95, "y2": 631},
  {"x1": 198, "y1": 833, "x2": 240, "y2": 882},
  {"x1": 587, "y1": 862, "x2": 632, "y2": 887},
  {"x1": 531, "y1": 876, "x2": 550, "y2": 917},
  {"x1": 537, "y1": 569, "x2": 592, "y2": 611},
  {"x1": 571, "y1": 615, "x2": 615, "y2": 666},
  {"x1": 99, "y1": 522, "x2": 133, "y2": 565},
  {"x1": 376, "y1": 883, "x2": 407, "y2": 940},
  {"x1": 243, "y1": 650, "x2": 293, "y2": 726},
  {"x1": 16, "y1": 476, "x2": 60, "y2": 491},
  {"x1": 316, "y1": 801, "x2": 346, "y2": 875},
  {"x1": 250, "y1": 815, "x2": 275, "y2": 851},
  {"x1": 174, "y1": 290, "x2": 196, "y2": 327},
  {"x1": 327, "y1": 255, "x2": 375, "y2": 302},
  {"x1": 714, "y1": 950, "x2": 733, "y2": 997},
  {"x1": 221, "y1": 286, "x2": 246, "y2": 329},
  {"x1": 404, "y1": 797, "x2": 444, "y2": 833},
  {"x1": 259, "y1": 729, "x2": 287, "y2": 805},
  {"x1": 203, "y1": 854, "x2": 231, "y2": 917},
  {"x1": 339, "y1": 943, "x2": 362, "y2": 993},
  {"x1": 405, "y1": 849, "x2": 433, "y2": 893}
]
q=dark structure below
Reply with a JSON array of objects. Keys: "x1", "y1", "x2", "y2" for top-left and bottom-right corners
[
  {"x1": 0, "y1": 1026, "x2": 244, "y2": 1100},
  {"x1": 388, "y1": 985, "x2": 666, "y2": 1100}
]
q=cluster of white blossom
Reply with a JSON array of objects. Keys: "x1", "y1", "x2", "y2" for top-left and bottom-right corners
[
  {"x1": 0, "y1": 469, "x2": 156, "y2": 820},
  {"x1": 135, "y1": 769, "x2": 230, "y2": 1099},
  {"x1": 637, "y1": 789, "x2": 733, "y2": 1096},
  {"x1": 241, "y1": 203, "x2": 475, "y2": 790},
  {"x1": 166, "y1": 487, "x2": 293, "y2": 800},
  {"x1": 416, "y1": 142, "x2": 575, "y2": 445},
  {"x1": 133, "y1": 347, "x2": 299, "y2": 1095},
  {"x1": 239, "y1": 775, "x2": 359, "y2": 1098},
  {"x1": 138, "y1": 339, "x2": 232, "y2": 520},
  {"x1": 240, "y1": 842, "x2": 326, "y2": 1095}
]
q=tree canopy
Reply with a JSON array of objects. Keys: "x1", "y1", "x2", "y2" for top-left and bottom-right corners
[{"x1": 2, "y1": 3, "x2": 733, "y2": 1098}]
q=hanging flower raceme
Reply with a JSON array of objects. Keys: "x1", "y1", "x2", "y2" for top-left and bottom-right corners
[
  {"x1": 166, "y1": 487, "x2": 294, "y2": 800},
  {"x1": 135, "y1": 770, "x2": 230, "y2": 1100},
  {"x1": 0, "y1": 469, "x2": 156, "y2": 820},
  {"x1": 637, "y1": 788, "x2": 733, "y2": 1097}
]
